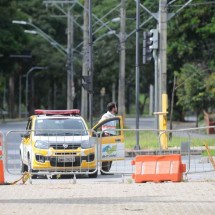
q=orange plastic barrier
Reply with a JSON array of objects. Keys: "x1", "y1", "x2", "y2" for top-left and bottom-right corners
[
  {"x1": 131, "y1": 154, "x2": 186, "y2": 183},
  {"x1": 0, "y1": 136, "x2": 5, "y2": 184}
]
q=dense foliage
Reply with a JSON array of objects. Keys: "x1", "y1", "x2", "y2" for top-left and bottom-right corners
[
  {"x1": 0, "y1": 0, "x2": 214, "y2": 122},
  {"x1": 168, "y1": 0, "x2": 215, "y2": 121}
]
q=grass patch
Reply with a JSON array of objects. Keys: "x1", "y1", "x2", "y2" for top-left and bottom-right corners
[
  {"x1": 124, "y1": 130, "x2": 159, "y2": 149},
  {"x1": 202, "y1": 149, "x2": 215, "y2": 157},
  {"x1": 124, "y1": 130, "x2": 215, "y2": 149}
]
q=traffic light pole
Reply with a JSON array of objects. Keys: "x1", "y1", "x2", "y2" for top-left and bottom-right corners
[
  {"x1": 140, "y1": 0, "x2": 193, "y2": 149},
  {"x1": 134, "y1": 0, "x2": 140, "y2": 150}
]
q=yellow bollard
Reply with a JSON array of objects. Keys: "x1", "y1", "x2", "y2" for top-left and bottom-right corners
[
  {"x1": 160, "y1": 94, "x2": 168, "y2": 149},
  {"x1": 154, "y1": 94, "x2": 168, "y2": 150},
  {"x1": 159, "y1": 114, "x2": 168, "y2": 150}
]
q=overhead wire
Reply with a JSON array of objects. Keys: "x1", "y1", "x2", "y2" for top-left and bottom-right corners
[{"x1": 169, "y1": 1, "x2": 215, "y2": 7}]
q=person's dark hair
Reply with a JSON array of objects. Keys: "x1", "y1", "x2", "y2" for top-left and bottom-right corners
[{"x1": 107, "y1": 102, "x2": 116, "y2": 112}]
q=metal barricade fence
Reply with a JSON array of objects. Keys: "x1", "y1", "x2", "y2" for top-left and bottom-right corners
[
  {"x1": 4, "y1": 129, "x2": 99, "y2": 181},
  {"x1": 162, "y1": 127, "x2": 215, "y2": 180},
  {"x1": 99, "y1": 128, "x2": 161, "y2": 177},
  {"x1": 98, "y1": 127, "x2": 215, "y2": 181},
  {"x1": 2, "y1": 126, "x2": 215, "y2": 183}
]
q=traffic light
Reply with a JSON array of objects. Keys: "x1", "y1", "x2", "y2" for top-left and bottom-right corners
[
  {"x1": 82, "y1": 75, "x2": 92, "y2": 93},
  {"x1": 143, "y1": 31, "x2": 152, "y2": 64},
  {"x1": 149, "y1": 29, "x2": 158, "y2": 49},
  {"x1": 143, "y1": 29, "x2": 158, "y2": 64}
]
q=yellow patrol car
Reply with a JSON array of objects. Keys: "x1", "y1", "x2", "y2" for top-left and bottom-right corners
[
  {"x1": 20, "y1": 109, "x2": 97, "y2": 178},
  {"x1": 20, "y1": 110, "x2": 125, "y2": 178}
]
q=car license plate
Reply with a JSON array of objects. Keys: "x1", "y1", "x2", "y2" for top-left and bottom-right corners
[{"x1": 58, "y1": 156, "x2": 75, "y2": 162}]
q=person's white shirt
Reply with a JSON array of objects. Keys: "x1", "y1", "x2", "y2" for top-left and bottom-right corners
[
  {"x1": 99, "y1": 111, "x2": 115, "y2": 121},
  {"x1": 99, "y1": 111, "x2": 116, "y2": 135}
]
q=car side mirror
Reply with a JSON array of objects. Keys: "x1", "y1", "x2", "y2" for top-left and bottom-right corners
[
  {"x1": 91, "y1": 131, "x2": 97, "y2": 137},
  {"x1": 21, "y1": 132, "x2": 30, "y2": 138}
]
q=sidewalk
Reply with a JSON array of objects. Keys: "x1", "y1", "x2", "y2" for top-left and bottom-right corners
[{"x1": 0, "y1": 182, "x2": 215, "y2": 215}]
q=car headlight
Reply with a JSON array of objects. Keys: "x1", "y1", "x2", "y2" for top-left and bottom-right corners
[
  {"x1": 81, "y1": 139, "x2": 95, "y2": 149},
  {"x1": 35, "y1": 140, "x2": 49, "y2": 149},
  {"x1": 81, "y1": 140, "x2": 91, "y2": 149}
]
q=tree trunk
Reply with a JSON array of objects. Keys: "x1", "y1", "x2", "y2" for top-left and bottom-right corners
[
  {"x1": 196, "y1": 110, "x2": 199, "y2": 127},
  {"x1": 140, "y1": 95, "x2": 148, "y2": 115}
]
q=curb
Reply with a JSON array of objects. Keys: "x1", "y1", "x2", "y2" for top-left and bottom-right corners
[{"x1": 125, "y1": 148, "x2": 202, "y2": 157}]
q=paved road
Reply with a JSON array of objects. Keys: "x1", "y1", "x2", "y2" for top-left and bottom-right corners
[
  {"x1": 125, "y1": 117, "x2": 155, "y2": 129},
  {"x1": 0, "y1": 182, "x2": 215, "y2": 215},
  {"x1": 125, "y1": 117, "x2": 197, "y2": 130}
]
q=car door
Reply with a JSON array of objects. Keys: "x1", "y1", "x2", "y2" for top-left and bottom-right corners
[{"x1": 92, "y1": 116, "x2": 125, "y2": 162}]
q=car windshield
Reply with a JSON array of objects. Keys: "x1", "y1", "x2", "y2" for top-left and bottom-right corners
[{"x1": 35, "y1": 118, "x2": 88, "y2": 136}]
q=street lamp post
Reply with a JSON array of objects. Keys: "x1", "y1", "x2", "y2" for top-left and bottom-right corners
[
  {"x1": 19, "y1": 74, "x2": 26, "y2": 118},
  {"x1": 12, "y1": 20, "x2": 67, "y2": 56},
  {"x1": 25, "y1": 67, "x2": 47, "y2": 118},
  {"x1": 93, "y1": 30, "x2": 116, "y2": 43},
  {"x1": 12, "y1": 20, "x2": 75, "y2": 110}
]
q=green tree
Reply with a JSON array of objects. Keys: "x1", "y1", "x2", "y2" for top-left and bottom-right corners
[
  {"x1": 168, "y1": 0, "x2": 215, "y2": 120},
  {"x1": 0, "y1": 0, "x2": 30, "y2": 117},
  {"x1": 176, "y1": 63, "x2": 211, "y2": 126},
  {"x1": 204, "y1": 72, "x2": 215, "y2": 111},
  {"x1": 1, "y1": 0, "x2": 214, "y2": 120}
]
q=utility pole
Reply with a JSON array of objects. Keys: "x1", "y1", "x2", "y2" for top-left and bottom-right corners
[
  {"x1": 81, "y1": 0, "x2": 89, "y2": 120},
  {"x1": 158, "y1": 0, "x2": 167, "y2": 111},
  {"x1": 67, "y1": 8, "x2": 75, "y2": 109},
  {"x1": 43, "y1": 0, "x2": 75, "y2": 109},
  {"x1": 118, "y1": 0, "x2": 126, "y2": 118},
  {"x1": 158, "y1": 0, "x2": 168, "y2": 149}
]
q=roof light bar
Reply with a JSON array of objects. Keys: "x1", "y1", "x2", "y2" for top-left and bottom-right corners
[{"x1": 34, "y1": 109, "x2": 80, "y2": 115}]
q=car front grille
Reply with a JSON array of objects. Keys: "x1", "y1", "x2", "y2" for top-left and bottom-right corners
[
  {"x1": 50, "y1": 144, "x2": 80, "y2": 150},
  {"x1": 49, "y1": 154, "x2": 95, "y2": 167},
  {"x1": 50, "y1": 158, "x2": 81, "y2": 167}
]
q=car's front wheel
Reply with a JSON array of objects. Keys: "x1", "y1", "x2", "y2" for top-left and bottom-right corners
[
  {"x1": 27, "y1": 157, "x2": 38, "y2": 179},
  {"x1": 101, "y1": 161, "x2": 112, "y2": 174},
  {"x1": 88, "y1": 170, "x2": 98, "y2": 178},
  {"x1": 20, "y1": 159, "x2": 28, "y2": 173}
]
